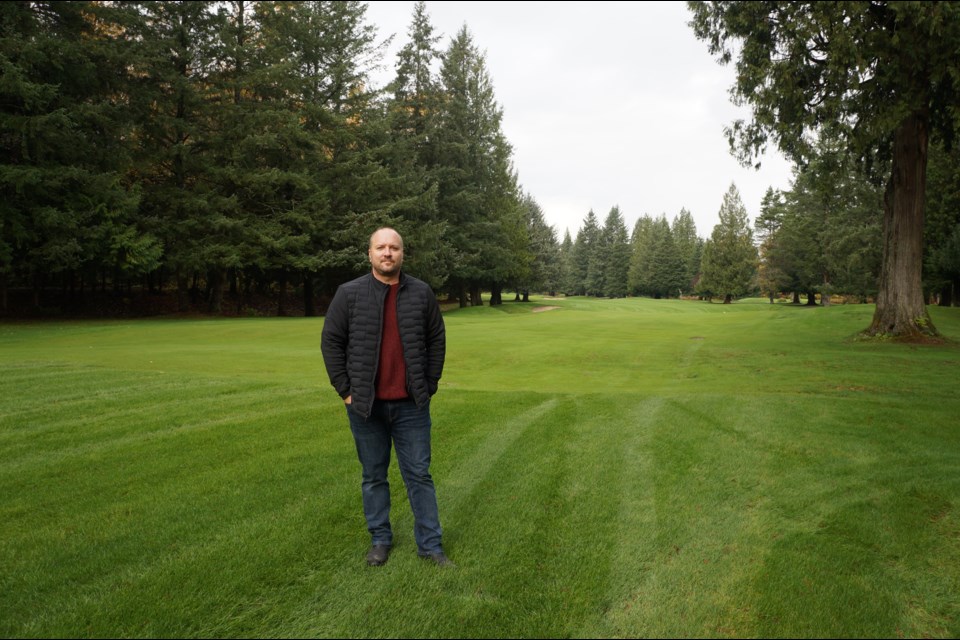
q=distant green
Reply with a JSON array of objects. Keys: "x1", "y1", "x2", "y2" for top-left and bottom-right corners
[{"x1": 1, "y1": 298, "x2": 958, "y2": 638}]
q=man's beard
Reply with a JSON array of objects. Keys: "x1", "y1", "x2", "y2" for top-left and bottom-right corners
[{"x1": 373, "y1": 260, "x2": 400, "y2": 277}]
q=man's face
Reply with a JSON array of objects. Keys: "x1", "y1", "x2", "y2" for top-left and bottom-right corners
[{"x1": 369, "y1": 230, "x2": 404, "y2": 279}]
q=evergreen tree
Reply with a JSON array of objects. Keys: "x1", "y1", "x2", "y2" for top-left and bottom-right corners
[
  {"x1": 758, "y1": 142, "x2": 884, "y2": 305},
  {"x1": 0, "y1": 1, "x2": 149, "y2": 310},
  {"x1": 600, "y1": 206, "x2": 630, "y2": 297},
  {"x1": 924, "y1": 141, "x2": 960, "y2": 306},
  {"x1": 649, "y1": 216, "x2": 687, "y2": 299},
  {"x1": 382, "y1": 0, "x2": 448, "y2": 290},
  {"x1": 671, "y1": 208, "x2": 701, "y2": 294},
  {"x1": 126, "y1": 0, "x2": 226, "y2": 311},
  {"x1": 289, "y1": 0, "x2": 391, "y2": 314},
  {"x1": 756, "y1": 188, "x2": 791, "y2": 302},
  {"x1": 558, "y1": 229, "x2": 575, "y2": 296},
  {"x1": 571, "y1": 210, "x2": 600, "y2": 296},
  {"x1": 436, "y1": 26, "x2": 524, "y2": 306},
  {"x1": 518, "y1": 193, "x2": 560, "y2": 299},
  {"x1": 697, "y1": 184, "x2": 758, "y2": 303},
  {"x1": 627, "y1": 215, "x2": 655, "y2": 296}
]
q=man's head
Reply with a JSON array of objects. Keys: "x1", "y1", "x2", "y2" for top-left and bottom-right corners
[{"x1": 368, "y1": 227, "x2": 404, "y2": 283}]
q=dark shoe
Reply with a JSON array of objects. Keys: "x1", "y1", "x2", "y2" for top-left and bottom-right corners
[
  {"x1": 366, "y1": 544, "x2": 391, "y2": 567},
  {"x1": 418, "y1": 551, "x2": 455, "y2": 567}
]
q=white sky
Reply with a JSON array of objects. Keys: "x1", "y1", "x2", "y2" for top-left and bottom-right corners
[{"x1": 364, "y1": 0, "x2": 797, "y2": 240}]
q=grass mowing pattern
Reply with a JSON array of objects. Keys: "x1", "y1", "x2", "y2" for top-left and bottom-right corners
[{"x1": 1, "y1": 301, "x2": 958, "y2": 637}]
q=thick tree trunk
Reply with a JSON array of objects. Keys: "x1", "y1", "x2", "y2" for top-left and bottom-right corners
[
  {"x1": 866, "y1": 113, "x2": 938, "y2": 338},
  {"x1": 489, "y1": 283, "x2": 502, "y2": 306},
  {"x1": 470, "y1": 285, "x2": 483, "y2": 306}
]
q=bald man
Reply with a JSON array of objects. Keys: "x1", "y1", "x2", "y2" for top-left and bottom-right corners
[{"x1": 321, "y1": 228, "x2": 450, "y2": 567}]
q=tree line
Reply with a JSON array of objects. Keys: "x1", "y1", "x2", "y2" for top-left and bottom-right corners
[
  {"x1": 3, "y1": 1, "x2": 959, "y2": 331},
  {"x1": 1, "y1": 0, "x2": 549, "y2": 316}
]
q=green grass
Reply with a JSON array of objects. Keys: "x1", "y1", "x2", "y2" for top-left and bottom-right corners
[{"x1": 1, "y1": 298, "x2": 959, "y2": 638}]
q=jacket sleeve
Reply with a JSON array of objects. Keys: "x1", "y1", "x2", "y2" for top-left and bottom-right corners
[
  {"x1": 424, "y1": 292, "x2": 446, "y2": 395},
  {"x1": 320, "y1": 286, "x2": 351, "y2": 399}
]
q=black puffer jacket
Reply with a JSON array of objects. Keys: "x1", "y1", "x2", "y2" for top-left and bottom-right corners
[{"x1": 321, "y1": 272, "x2": 445, "y2": 418}]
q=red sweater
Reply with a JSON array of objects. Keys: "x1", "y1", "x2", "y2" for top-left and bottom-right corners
[{"x1": 376, "y1": 283, "x2": 408, "y2": 400}]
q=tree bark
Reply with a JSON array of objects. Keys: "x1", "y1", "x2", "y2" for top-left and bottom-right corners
[
  {"x1": 866, "y1": 112, "x2": 938, "y2": 338},
  {"x1": 489, "y1": 283, "x2": 502, "y2": 306}
]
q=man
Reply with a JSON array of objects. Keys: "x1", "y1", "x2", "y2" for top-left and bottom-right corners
[{"x1": 321, "y1": 228, "x2": 451, "y2": 567}]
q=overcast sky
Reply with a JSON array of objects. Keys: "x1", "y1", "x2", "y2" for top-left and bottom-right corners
[{"x1": 363, "y1": 0, "x2": 797, "y2": 240}]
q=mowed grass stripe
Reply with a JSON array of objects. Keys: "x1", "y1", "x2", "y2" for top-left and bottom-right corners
[
  {"x1": 14, "y1": 476, "x2": 357, "y2": 638},
  {"x1": 0, "y1": 368, "x2": 323, "y2": 472},
  {"x1": 0, "y1": 364, "x2": 290, "y2": 435},
  {"x1": 3, "y1": 398, "x2": 356, "y2": 638}
]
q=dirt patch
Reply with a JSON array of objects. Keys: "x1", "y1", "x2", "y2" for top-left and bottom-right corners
[{"x1": 532, "y1": 306, "x2": 560, "y2": 313}]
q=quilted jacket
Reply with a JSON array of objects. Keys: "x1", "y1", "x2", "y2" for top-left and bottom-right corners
[{"x1": 321, "y1": 271, "x2": 446, "y2": 418}]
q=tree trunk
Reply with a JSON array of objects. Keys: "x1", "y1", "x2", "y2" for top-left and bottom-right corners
[
  {"x1": 723, "y1": 294, "x2": 732, "y2": 304},
  {"x1": 176, "y1": 270, "x2": 189, "y2": 312},
  {"x1": 277, "y1": 270, "x2": 288, "y2": 317},
  {"x1": 208, "y1": 268, "x2": 225, "y2": 314},
  {"x1": 303, "y1": 273, "x2": 316, "y2": 317},
  {"x1": 489, "y1": 283, "x2": 502, "y2": 306},
  {"x1": 470, "y1": 285, "x2": 483, "y2": 306},
  {"x1": 866, "y1": 112, "x2": 938, "y2": 338},
  {"x1": 792, "y1": 291, "x2": 800, "y2": 304}
]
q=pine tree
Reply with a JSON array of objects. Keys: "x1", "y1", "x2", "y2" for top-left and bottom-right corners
[
  {"x1": 572, "y1": 211, "x2": 600, "y2": 296},
  {"x1": 383, "y1": 0, "x2": 448, "y2": 289},
  {"x1": 628, "y1": 215, "x2": 655, "y2": 296},
  {"x1": 518, "y1": 193, "x2": 560, "y2": 299},
  {"x1": 0, "y1": 1, "x2": 149, "y2": 310},
  {"x1": 649, "y1": 216, "x2": 687, "y2": 299},
  {"x1": 436, "y1": 26, "x2": 523, "y2": 306},
  {"x1": 126, "y1": 0, "x2": 226, "y2": 311},
  {"x1": 600, "y1": 206, "x2": 630, "y2": 298},
  {"x1": 671, "y1": 208, "x2": 701, "y2": 295},
  {"x1": 698, "y1": 184, "x2": 758, "y2": 303}
]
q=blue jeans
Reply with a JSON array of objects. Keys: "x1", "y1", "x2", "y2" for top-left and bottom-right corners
[{"x1": 346, "y1": 399, "x2": 443, "y2": 554}]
